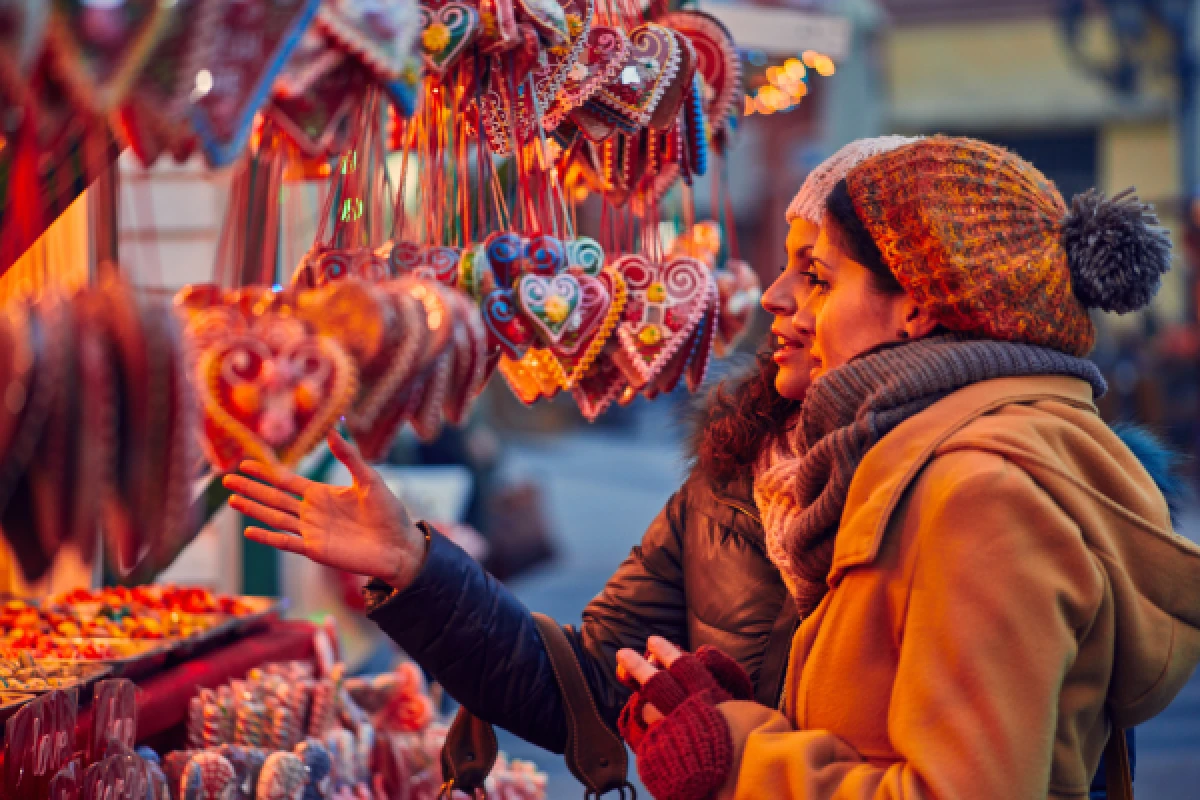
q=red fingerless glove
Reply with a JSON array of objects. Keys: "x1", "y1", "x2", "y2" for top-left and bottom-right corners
[
  {"x1": 616, "y1": 647, "x2": 752, "y2": 800},
  {"x1": 637, "y1": 695, "x2": 734, "y2": 800},
  {"x1": 618, "y1": 646, "x2": 752, "y2": 749}
]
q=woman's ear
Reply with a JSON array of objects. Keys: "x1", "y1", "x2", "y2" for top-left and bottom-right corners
[{"x1": 901, "y1": 300, "x2": 938, "y2": 340}]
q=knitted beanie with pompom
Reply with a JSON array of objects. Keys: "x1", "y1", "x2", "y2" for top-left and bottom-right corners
[{"x1": 841, "y1": 135, "x2": 1172, "y2": 356}]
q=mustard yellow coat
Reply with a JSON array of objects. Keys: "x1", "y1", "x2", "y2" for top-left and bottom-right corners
[{"x1": 717, "y1": 376, "x2": 1200, "y2": 799}]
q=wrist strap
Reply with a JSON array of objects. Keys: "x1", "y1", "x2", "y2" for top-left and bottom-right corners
[{"x1": 532, "y1": 612, "x2": 634, "y2": 799}]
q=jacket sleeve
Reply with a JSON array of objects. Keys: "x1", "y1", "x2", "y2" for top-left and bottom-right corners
[
  {"x1": 366, "y1": 487, "x2": 692, "y2": 751},
  {"x1": 715, "y1": 452, "x2": 1102, "y2": 800},
  {"x1": 577, "y1": 482, "x2": 692, "y2": 730}
]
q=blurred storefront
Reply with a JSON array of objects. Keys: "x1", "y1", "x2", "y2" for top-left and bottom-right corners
[{"x1": 876, "y1": 0, "x2": 1197, "y2": 451}]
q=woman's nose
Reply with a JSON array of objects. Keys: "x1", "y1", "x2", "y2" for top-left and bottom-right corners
[
  {"x1": 761, "y1": 274, "x2": 795, "y2": 316},
  {"x1": 793, "y1": 292, "x2": 818, "y2": 336}
]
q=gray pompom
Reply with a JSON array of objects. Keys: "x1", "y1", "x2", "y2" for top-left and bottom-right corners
[{"x1": 1063, "y1": 187, "x2": 1172, "y2": 313}]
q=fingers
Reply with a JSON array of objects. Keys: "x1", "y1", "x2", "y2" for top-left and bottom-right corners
[
  {"x1": 223, "y1": 474, "x2": 303, "y2": 516},
  {"x1": 244, "y1": 527, "x2": 308, "y2": 556},
  {"x1": 642, "y1": 701, "x2": 663, "y2": 726},
  {"x1": 646, "y1": 636, "x2": 683, "y2": 669},
  {"x1": 239, "y1": 460, "x2": 315, "y2": 497},
  {"x1": 328, "y1": 429, "x2": 375, "y2": 485},
  {"x1": 229, "y1": 495, "x2": 302, "y2": 534},
  {"x1": 617, "y1": 648, "x2": 659, "y2": 687}
]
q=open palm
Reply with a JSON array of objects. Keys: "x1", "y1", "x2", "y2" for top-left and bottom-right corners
[{"x1": 223, "y1": 431, "x2": 428, "y2": 590}]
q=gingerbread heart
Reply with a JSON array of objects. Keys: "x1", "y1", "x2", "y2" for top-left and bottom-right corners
[
  {"x1": 663, "y1": 10, "x2": 741, "y2": 136},
  {"x1": 418, "y1": 2, "x2": 479, "y2": 77},
  {"x1": 715, "y1": 258, "x2": 760, "y2": 356},
  {"x1": 517, "y1": 273, "x2": 582, "y2": 344},
  {"x1": 478, "y1": 0, "x2": 519, "y2": 54},
  {"x1": 379, "y1": 239, "x2": 423, "y2": 276},
  {"x1": 316, "y1": 0, "x2": 422, "y2": 87},
  {"x1": 484, "y1": 231, "x2": 525, "y2": 288},
  {"x1": 345, "y1": 280, "x2": 451, "y2": 461},
  {"x1": 44, "y1": 0, "x2": 173, "y2": 114},
  {"x1": 190, "y1": 0, "x2": 321, "y2": 166},
  {"x1": 570, "y1": 343, "x2": 627, "y2": 421},
  {"x1": 441, "y1": 292, "x2": 489, "y2": 425},
  {"x1": 274, "y1": 27, "x2": 344, "y2": 98},
  {"x1": 347, "y1": 288, "x2": 424, "y2": 431},
  {"x1": 198, "y1": 327, "x2": 357, "y2": 471},
  {"x1": 515, "y1": 0, "x2": 568, "y2": 46},
  {"x1": 481, "y1": 288, "x2": 533, "y2": 359},
  {"x1": 419, "y1": 245, "x2": 462, "y2": 286},
  {"x1": 685, "y1": 291, "x2": 718, "y2": 392},
  {"x1": 593, "y1": 23, "x2": 680, "y2": 129},
  {"x1": 524, "y1": 233, "x2": 567, "y2": 276},
  {"x1": 544, "y1": 24, "x2": 628, "y2": 130},
  {"x1": 610, "y1": 254, "x2": 712, "y2": 389},
  {"x1": 566, "y1": 236, "x2": 605, "y2": 275},
  {"x1": 648, "y1": 29, "x2": 697, "y2": 130},
  {"x1": 551, "y1": 266, "x2": 625, "y2": 387},
  {"x1": 481, "y1": 0, "x2": 590, "y2": 150}
]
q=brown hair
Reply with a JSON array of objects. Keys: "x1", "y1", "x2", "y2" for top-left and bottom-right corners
[
  {"x1": 692, "y1": 352, "x2": 801, "y2": 485},
  {"x1": 825, "y1": 179, "x2": 903, "y2": 295}
]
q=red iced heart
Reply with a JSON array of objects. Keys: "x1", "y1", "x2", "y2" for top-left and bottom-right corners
[
  {"x1": 593, "y1": 23, "x2": 680, "y2": 128},
  {"x1": 571, "y1": 343, "x2": 628, "y2": 421},
  {"x1": 609, "y1": 254, "x2": 712, "y2": 389},
  {"x1": 663, "y1": 10, "x2": 741, "y2": 135},
  {"x1": 544, "y1": 23, "x2": 628, "y2": 130},
  {"x1": 481, "y1": 287, "x2": 534, "y2": 359}
]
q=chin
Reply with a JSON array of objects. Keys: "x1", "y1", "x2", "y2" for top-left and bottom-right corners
[{"x1": 774, "y1": 368, "x2": 810, "y2": 402}]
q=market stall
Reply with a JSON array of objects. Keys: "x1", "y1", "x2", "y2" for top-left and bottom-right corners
[{"x1": 0, "y1": 0, "x2": 841, "y2": 795}]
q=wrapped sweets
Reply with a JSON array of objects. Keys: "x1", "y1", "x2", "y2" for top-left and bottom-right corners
[
  {"x1": 295, "y1": 738, "x2": 333, "y2": 800},
  {"x1": 257, "y1": 751, "x2": 307, "y2": 800},
  {"x1": 216, "y1": 744, "x2": 268, "y2": 800},
  {"x1": 181, "y1": 751, "x2": 236, "y2": 800},
  {"x1": 234, "y1": 700, "x2": 271, "y2": 749},
  {"x1": 307, "y1": 679, "x2": 337, "y2": 737}
]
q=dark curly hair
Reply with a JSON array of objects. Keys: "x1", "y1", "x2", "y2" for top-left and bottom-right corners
[{"x1": 691, "y1": 351, "x2": 801, "y2": 485}]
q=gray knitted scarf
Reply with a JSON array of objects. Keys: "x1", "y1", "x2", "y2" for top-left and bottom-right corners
[{"x1": 753, "y1": 334, "x2": 1107, "y2": 616}]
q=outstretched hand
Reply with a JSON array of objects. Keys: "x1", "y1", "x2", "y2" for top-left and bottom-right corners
[{"x1": 223, "y1": 430, "x2": 429, "y2": 591}]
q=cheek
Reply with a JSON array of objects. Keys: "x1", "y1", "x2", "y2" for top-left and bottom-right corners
[{"x1": 815, "y1": 290, "x2": 893, "y2": 365}]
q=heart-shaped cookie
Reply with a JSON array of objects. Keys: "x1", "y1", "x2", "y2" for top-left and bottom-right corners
[
  {"x1": 316, "y1": 0, "x2": 422, "y2": 87},
  {"x1": 715, "y1": 258, "x2": 760, "y2": 356},
  {"x1": 552, "y1": 266, "x2": 625, "y2": 387},
  {"x1": 418, "y1": 2, "x2": 480, "y2": 77},
  {"x1": 190, "y1": 0, "x2": 322, "y2": 166},
  {"x1": 420, "y1": 245, "x2": 462, "y2": 286},
  {"x1": 566, "y1": 236, "x2": 605, "y2": 275},
  {"x1": 517, "y1": 273, "x2": 582, "y2": 344},
  {"x1": 515, "y1": 0, "x2": 568, "y2": 46},
  {"x1": 441, "y1": 291, "x2": 489, "y2": 425},
  {"x1": 478, "y1": 0, "x2": 520, "y2": 54},
  {"x1": 524, "y1": 233, "x2": 567, "y2": 276},
  {"x1": 481, "y1": 287, "x2": 533, "y2": 359},
  {"x1": 347, "y1": 286, "x2": 425, "y2": 430},
  {"x1": 481, "y1": 0, "x2": 590, "y2": 150},
  {"x1": 593, "y1": 23, "x2": 680, "y2": 129},
  {"x1": 379, "y1": 239, "x2": 423, "y2": 277},
  {"x1": 648, "y1": 29, "x2": 697, "y2": 130},
  {"x1": 610, "y1": 254, "x2": 712, "y2": 389},
  {"x1": 663, "y1": 10, "x2": 741, "y2": 136},
  {"x1": 570, "y1": 343, "x2": 627, "y2": 421},
  {"x1": 198, "y1": 327, "x2": 358, "y2": 471},
  {"x1": 484, "y1": 231, "x2": 525, "y2": 288},
  {"x1": 544, "y1": 24, "x2": 628, "y2": 130}
]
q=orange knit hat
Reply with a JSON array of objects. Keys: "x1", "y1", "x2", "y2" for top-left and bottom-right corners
[{"x1": 842, "y1": 135, "x2": 1172, "y2": 357}]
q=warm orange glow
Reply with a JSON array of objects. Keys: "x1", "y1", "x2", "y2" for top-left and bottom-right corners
[
  {"x1": 784, "y1": 58, "x2": 806, "y2": 80},
  {"x1": 815, "y1": 56, "x2": 835, "y2": 77},
  {"x1": 765, "y1": 66, "x2": 783, "y2": 85},
  {"x1": 802, "y1": 50, "x2": 821, "y2": 68}
]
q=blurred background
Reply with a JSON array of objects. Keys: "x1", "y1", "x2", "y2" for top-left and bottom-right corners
[{"x1": 4, "y1": 0, "x2": 1200, "y2": 796}]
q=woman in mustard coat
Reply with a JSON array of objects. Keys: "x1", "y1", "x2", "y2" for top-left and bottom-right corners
[{"x1": 616, "y1": 136, "x2": 1200, "y2": 800}]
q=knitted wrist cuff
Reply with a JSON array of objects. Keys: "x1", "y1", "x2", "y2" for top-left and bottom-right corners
[{"x1": 637, "y1": 695, "x2": 734, "y2": 800}]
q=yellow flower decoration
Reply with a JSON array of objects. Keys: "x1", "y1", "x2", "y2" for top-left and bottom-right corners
[
  {"x1": 566, "y1": 13, "x2": 583, "y2": 38},
  {"x1": 545, "y1": 295, "x2": 570, "y2": 324},
  {"x1": 423, "y1": 22, "x2": 451, "y2": 53},
  {"x1": 638, "y1": 324, "x2": 662, "y2": 346},
  {"x1": 647, "y1": 281, "x2": 667, "y2": 303}
]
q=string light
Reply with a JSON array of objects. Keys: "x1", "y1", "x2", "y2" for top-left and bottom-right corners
[{"x1": 784, "y1": 58, "x2": 806, "y2": 81}]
